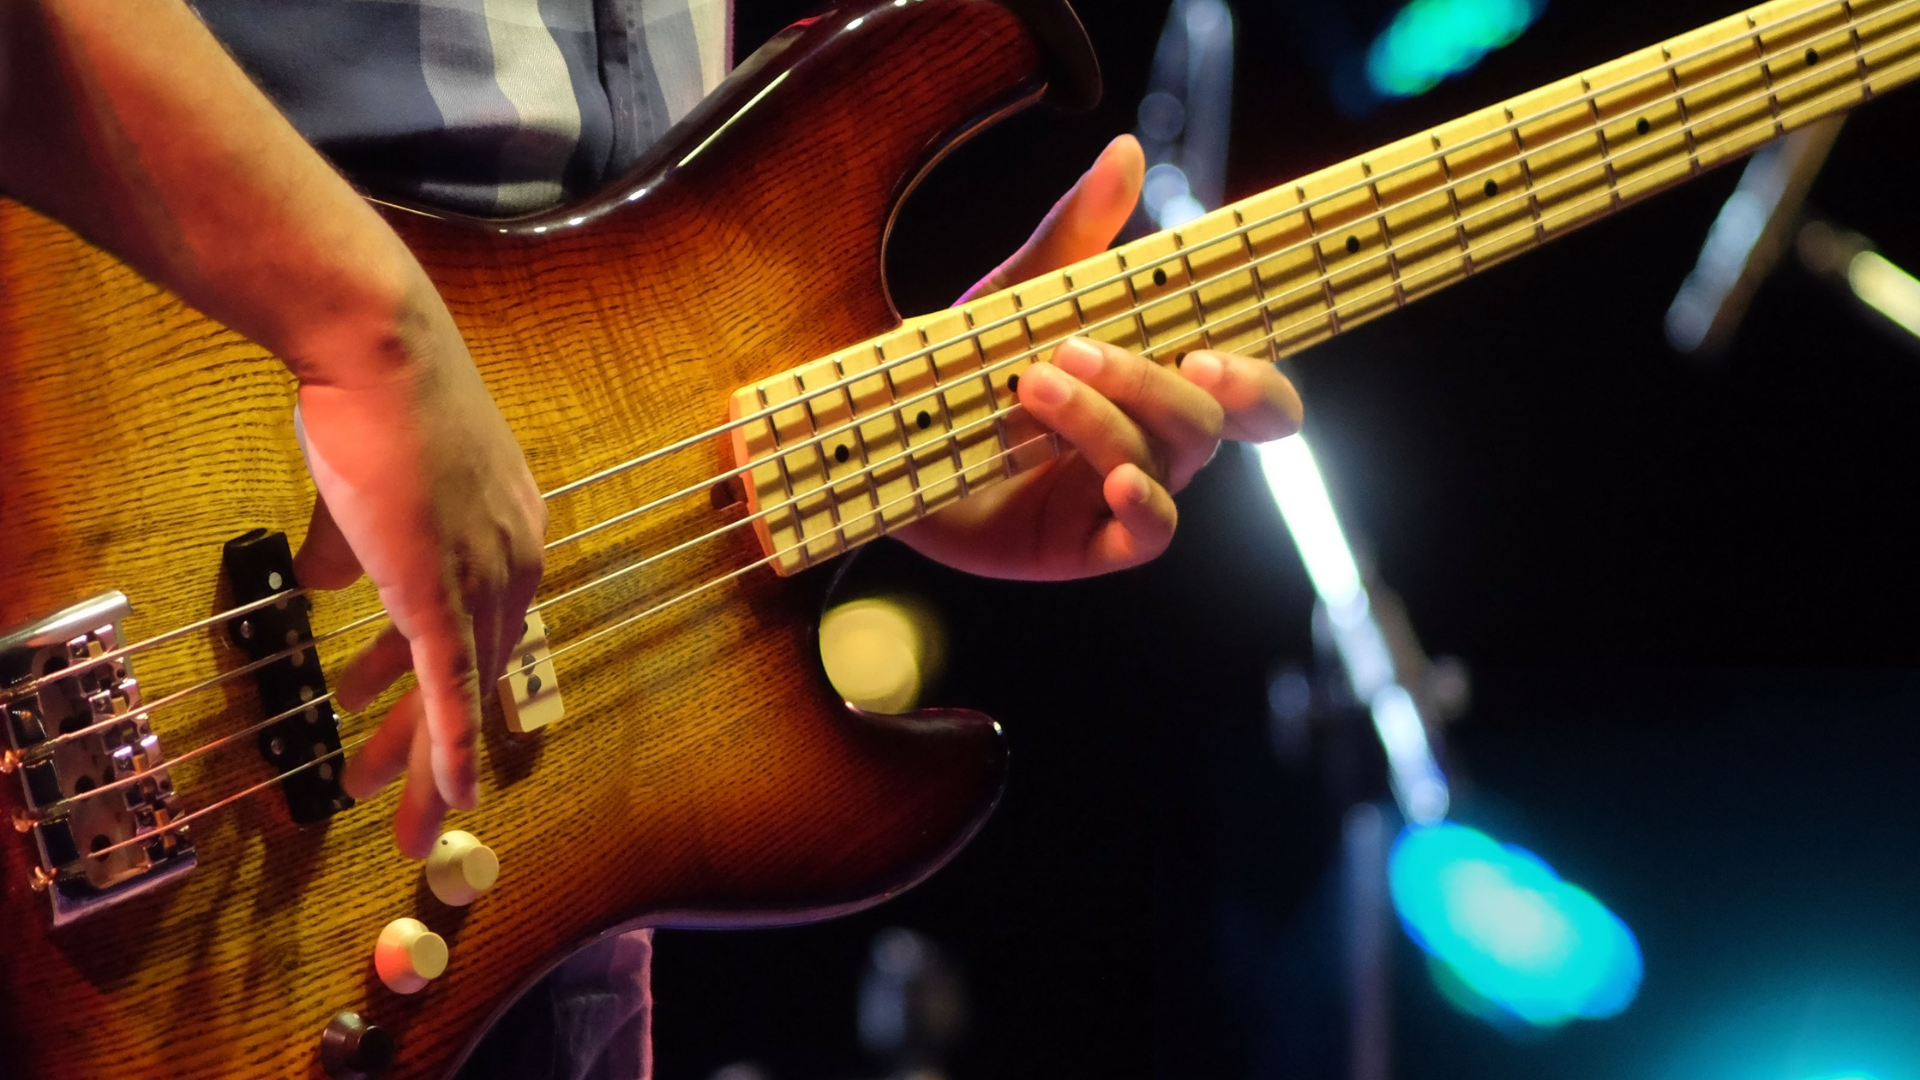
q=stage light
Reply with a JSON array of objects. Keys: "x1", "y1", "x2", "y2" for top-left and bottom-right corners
[
  {"x1": 1366, "y1": 0, "x2": 1545, "y2": 99},
  {"x1": 1257, "y1": 435, "x2": 1448, "y2": 822},
  {"x1": 1255, "y1": 436, "x2": 1364, "y2": 619},
  {"x1": 1141, "y1": 163, "x2": 1208, "y2": 228},
  {"x1": 819, "y1": 596, "x2": 945, "y2": 714},
  {"x1": 1389, "y1": 822, "x2": 1643, "y2": 1027},
  {"x1": 1848, "y1": 250, "x2": 1920, "y2": 339}
]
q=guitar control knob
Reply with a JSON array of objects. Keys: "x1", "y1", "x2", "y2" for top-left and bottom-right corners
[
  {"x1": 374, "y1": 917, "x2": 448, "y2": 994},
  {"x1": 425, "y1": 829, "x2": 499, "y2": 906},
  {"x1": 320, "y1": 1012, "x2": 396, "y2": 1079}
]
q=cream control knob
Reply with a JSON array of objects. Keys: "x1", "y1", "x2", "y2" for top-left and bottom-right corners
[
  {"x1": 374, "y1": 918, "x2": 447, "y2": 995},
  {"x1": 425, "y1": 830, "x2": 499, "y2": 907}
]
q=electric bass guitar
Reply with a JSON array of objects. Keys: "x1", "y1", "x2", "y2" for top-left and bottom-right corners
[{"x1": 2, "y1": 0, "x2": 1914, "y2": 1077}]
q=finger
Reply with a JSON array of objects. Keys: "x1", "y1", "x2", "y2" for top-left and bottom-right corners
[
  {"x1": 292, "y1": 494, "x2": 364, "y2": 591},
  {"x1": 492, "y1": 596, "x2": 539, "y2": 708},
  {"x1": 470, "y1": 595, "x2": 504, "y2": 708},
  {"x1": 1087, "y1": 464, "x2": 1179, "y2": 572},
  {"x1": 1030, "y1": 337, "x2": 1225, "y2": 489},
  {"x1": 341, "y1": 686, "x2": 421, "y2": 801},
  {"x1": 409, "y1": 618, "x2": 483, "y2": 811},
  {"x1": 1018, "y1": 361, "x2": 1156, "y2": 482},
  {"x1": 393, "y1": 705, "x2": 451, "y2": 859},
  {"x1": 336, "y1": 625, "x2": 413, "y2": 713},
  {"x1": 481, "y1": 542, "x2": 543, "y2": 707},
  {"x1": 960, "y1": 135, "x2": 1146, "y2": 301},
  {"x1": 1176, "y1": 351, "x2": 1305, "y2": 443}
]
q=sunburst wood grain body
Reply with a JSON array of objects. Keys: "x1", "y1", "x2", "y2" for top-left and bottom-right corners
[{"x1": 0, "y1": 2, "x2": 1086, "y2": 1077}]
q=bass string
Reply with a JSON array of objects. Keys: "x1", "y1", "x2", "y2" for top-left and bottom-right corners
[
  {"x1": 501, "y1": 35, "x2": 1920, "y2": 682},
  {"x1": 12, "y1": 1, "x2": 1893, "y2": 702},
  {"x1": 523, "y1": 23, "x2": 1920, "y2": 629},
  {"x1": 427, "y1": 18, "x2": 1920, "y2": 565},
  {"x1": 531, "y1": 0, "x2": 1902, "y2": 508},
  {"x1": 18, "y1": 25, "x2": 1904, "y2": 750},
  {"x1": 14, "y1": 607, "x2": 387, "y2": 760},
  {"x1": 527, "y1": 404, "x2": 1026, "y2": 618},
  {"x1": 42, "y1": 400, "x2": 1050, "y2": 816},
  {"x1": 54, "y1": 18, "x2": 1920, "y2": 840},
  {"x1": 23, "y1": 378, "x2": 1043, "y2": 767},
  {"x1": 74, "y1": 432, "x2": 1059, "y2": 854}
]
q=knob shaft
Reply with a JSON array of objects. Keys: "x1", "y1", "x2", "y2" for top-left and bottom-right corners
[
  {"x1": 425, "y1": 829, "x2": 499, "y2": 906},
  {"x1": 374, "y1": 917, "x2": 447, "y2": 994}
]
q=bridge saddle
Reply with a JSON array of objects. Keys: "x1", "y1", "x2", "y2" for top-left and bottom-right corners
[{"x1": 0, "y1": 592, "x2": 196, "y2": 926}]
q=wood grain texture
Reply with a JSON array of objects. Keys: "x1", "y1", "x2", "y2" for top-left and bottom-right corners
[{"x1": 0, "y1": 2, "x2": 1055, "y2": 1077}]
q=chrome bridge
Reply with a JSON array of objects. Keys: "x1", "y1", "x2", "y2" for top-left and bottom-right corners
[{"x1": 0, "y1": 593, "x2": 195, "y2": 926}]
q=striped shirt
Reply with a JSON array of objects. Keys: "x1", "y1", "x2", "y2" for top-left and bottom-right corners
[{"x1": 194, "y1": 0, "x2": 731, "y2": 216}]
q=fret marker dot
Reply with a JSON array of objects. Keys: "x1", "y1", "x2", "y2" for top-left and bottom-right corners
[
  {"x1": 1345, "y1": 235, "x2": 1360, "y2": 255},
  {"x1": 834, "y1": 444, "x2": 850, "y2": 464},
  {"x1": 1484, "y1": 178, "x2": 1498, "y2": 198},
  {"x1": 916, "y1": 410, "x2": 931, "y2": 430},
  {"x1": 1806, "y1": 46, "x2": 1819, "y2": 66},
  {"x1": 1636, "y1": 117, "x2": 1651, "y2": 136},
  {"x1": 1152, "y1": 268, "x2": 1168, "y2": 287},
  {"x1": 1008, "y1": 374, "x2": 1020, "y2": 394}
]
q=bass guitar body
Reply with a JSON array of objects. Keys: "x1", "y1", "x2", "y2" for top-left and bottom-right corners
[{"x1": 0, "y1": 2, "x2": 1090, "y2": 1077}]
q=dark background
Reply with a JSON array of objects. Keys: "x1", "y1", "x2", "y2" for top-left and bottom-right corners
[{"x1": 652, "y1": 1, "x2": 1920, "y2": 1078}]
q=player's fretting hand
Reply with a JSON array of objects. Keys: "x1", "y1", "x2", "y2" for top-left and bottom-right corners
[{"x1": 900, "y1": 136, "x2": 1303, "y2": 580}]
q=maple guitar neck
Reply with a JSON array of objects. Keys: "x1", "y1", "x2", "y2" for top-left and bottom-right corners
[{"x1": 728, "y1": 0, "x2": 1920, "y2": 577}]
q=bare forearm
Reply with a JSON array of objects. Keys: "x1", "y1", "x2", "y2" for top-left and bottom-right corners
[{"x1": 0, "y1": 0, "x2": 440, "y2": 384}]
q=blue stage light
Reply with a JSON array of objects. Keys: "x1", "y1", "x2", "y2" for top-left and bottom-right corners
[
  {"x1": 1365, "y1": 0, "x2": 1545, "y2": 99},
  {"x1": 1389, "y1": 822, "x2": 1642, "y2": 1026}
]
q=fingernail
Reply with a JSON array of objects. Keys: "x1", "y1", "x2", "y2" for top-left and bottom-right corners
[
  {"x1": 1052, "y1": 337, "x2": 1103, "y2": 380},
  {"x1": 1181, "y1": 351, "x2": 1223, "y2": 387},
  {"x1": 1024, "y1": 363, "x2": 1072, "y2": 406},
  {"x1": 1127, "y1": 470, "x2": 1152, "y2": 505}
]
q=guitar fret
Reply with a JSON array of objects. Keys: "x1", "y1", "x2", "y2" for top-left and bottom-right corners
[
  {"x1": 874, "y1": 342, "x2": 930, "y2": 523},
  {"x1": 1583, "y1": 79, "x2": 1625, "y2": 210},
  {"x1": 1507, "y1": 107, "x2": 1549, "y2": 244},
  {"x1": 1750, "y1": 14, "x2": 1790, "y2": 135},
  {"x1": 928, "y1": 325, "x2": 974, "y2": 500},
  {"x1": 1173, "y1": 231, "x2": 1214, "y2": 353},
  {"x1": 1002, "y1": 297, "x2": 1036, "y2": 477},
  {"x1": 959, "y1": 305, "x2": 1008, "y2": 481},
  {"x1": 829, "y1": 354, "x2": 886, "y2": 535},
  {"x1": 757, "y1": 383, "x2": 811, "y2": 572},
  {"x1": 1232, "y1": 206, "x2": 1282, "y2": 358},
  {"x1": 1361, "y1": 162, "x2": 1410, "y2": 309},
  {"x1": 1664, "y1": 47, "x2": 1705, "y2": 175},
  {"x1": 1114, "y1": 249, "x2": 1157, "y2": 349},
  {"x1": 1298, "y1": 188, "x2": 1342, "y2": 336},
  {"x1": 1844, "y1": 1, "x2": 1875, "y2": 95},
  {"x1": 1433, "y1": 132, "x2": 1478, "y2": 277},
  {"x1": 793, "y1": 369, "x2": 848, "y2": 563}
]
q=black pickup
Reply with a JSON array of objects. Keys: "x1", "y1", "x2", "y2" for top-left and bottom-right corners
[{"x1": 222, "y1": 529, "x2": 353, "y2": 824}]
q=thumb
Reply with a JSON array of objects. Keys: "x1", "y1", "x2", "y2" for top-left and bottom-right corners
[
  {"x1": 293, "y1": 493, "x2": 363, "y2": 590},
  {"x1": 960, "y1": 134, "x2": 1146, "y2": 302}
]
